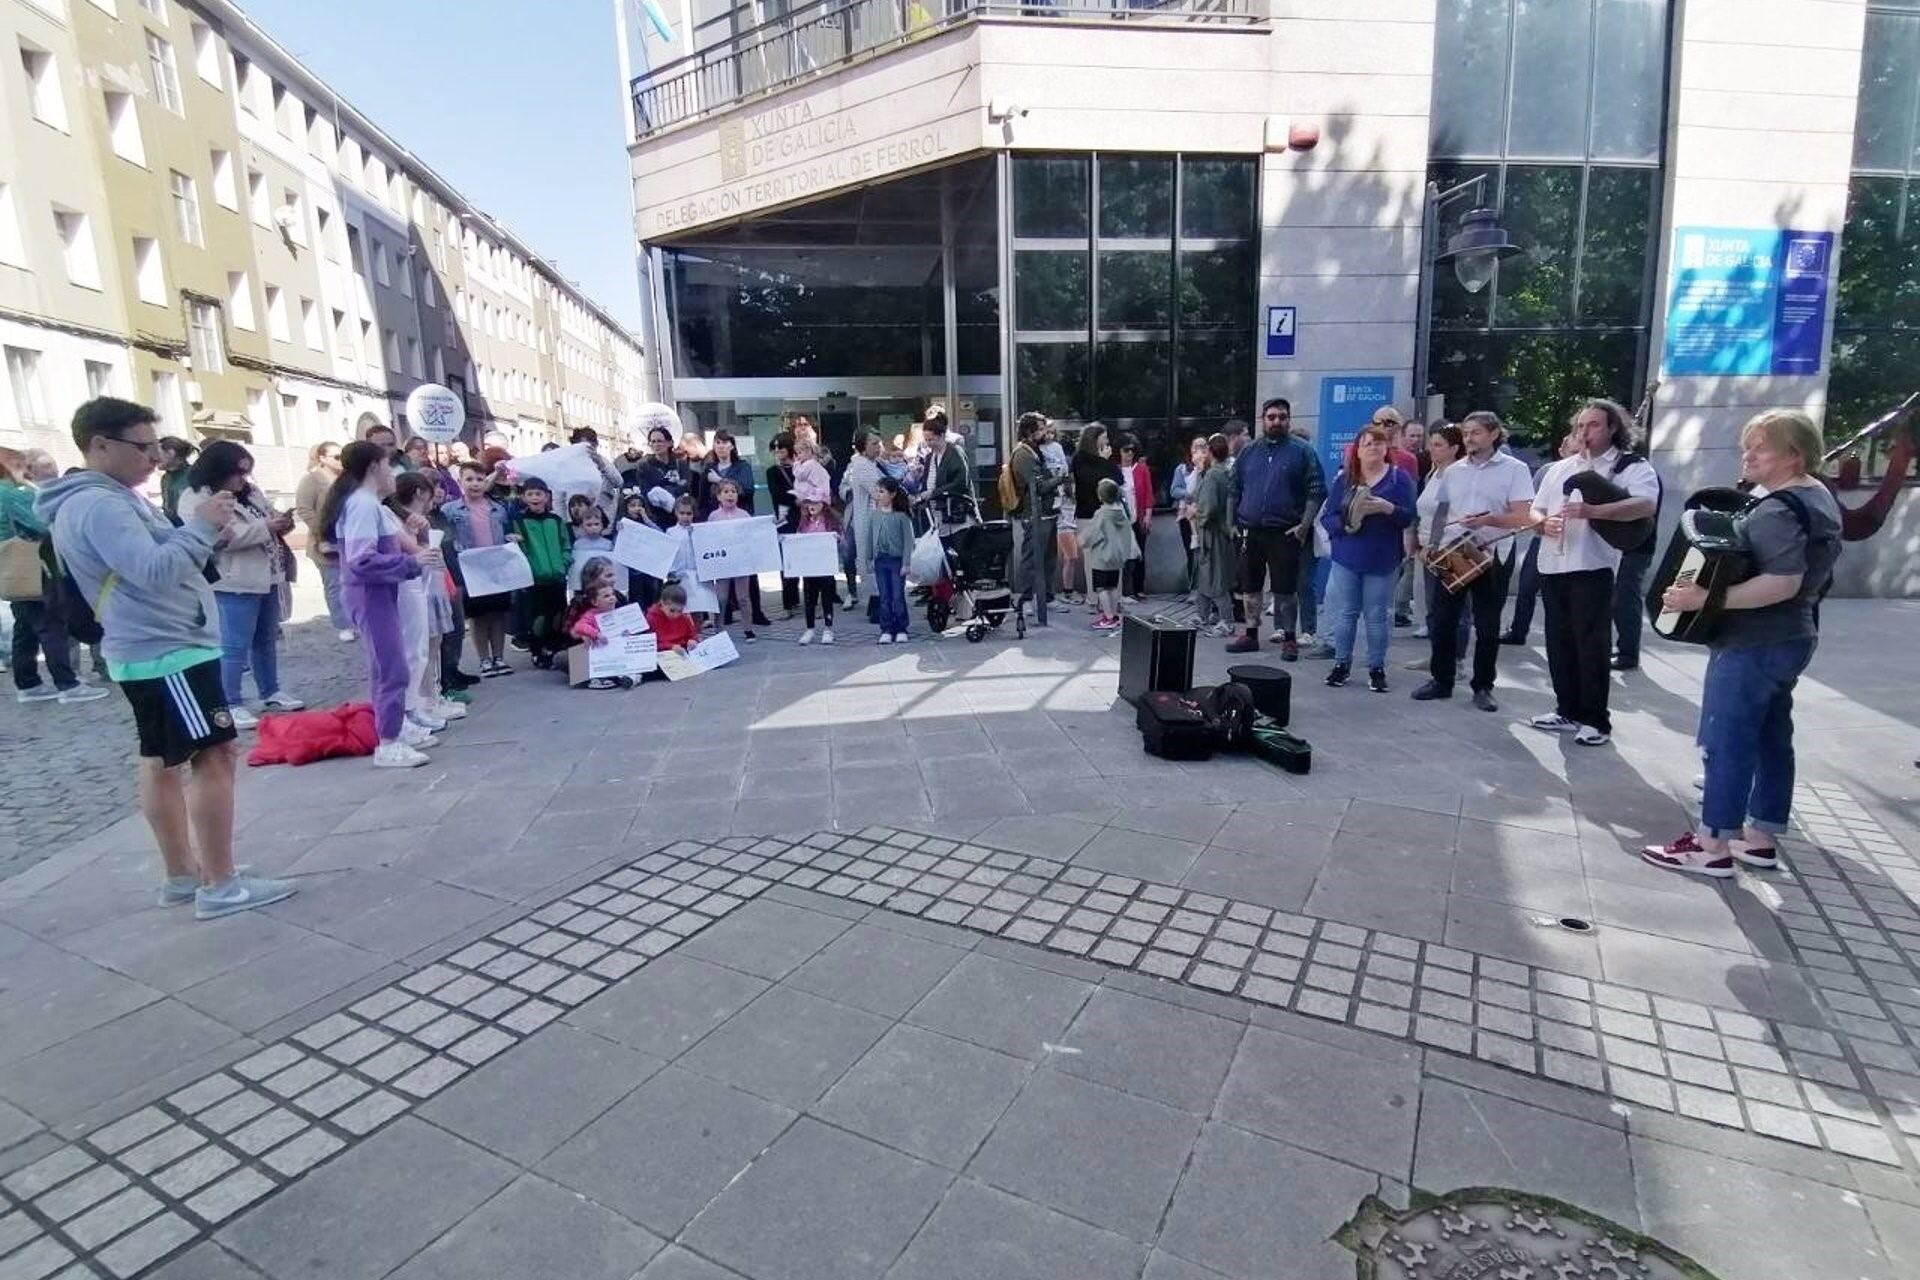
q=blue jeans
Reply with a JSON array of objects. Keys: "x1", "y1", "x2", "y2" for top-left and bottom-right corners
[
  {"x1": 215, "y1": 591, "x2": 281, "y2": 703},
  {"x1": 1323, "y1": 562, "x2": 1393, "y2": 670},
  {"x1": 317, "y1": 559, "x2": 350, "y2": 631},
  {"x1": 1698, "y1": 637, "x2": 1816, "y2": 838},
  {"x1": 874, "y1": 555, "x2": 909, "y2": 635}
]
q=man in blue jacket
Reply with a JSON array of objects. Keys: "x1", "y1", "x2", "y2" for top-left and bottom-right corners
[{"x1": 1227, "y1": 398, "x2": 1326, "y2": 659}]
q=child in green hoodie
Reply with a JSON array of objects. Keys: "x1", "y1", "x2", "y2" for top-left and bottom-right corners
[{"x1": 509, "y1": 477, "x2": 571, "y2": 668}]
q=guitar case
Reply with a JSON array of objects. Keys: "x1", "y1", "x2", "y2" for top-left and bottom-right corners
[
  {"x1": 1137, "y1": 691, "x2": 1217, "y2": 761},
  {"x1": 1248, "y1": 722, "x2": 1312, "y2": 774}
]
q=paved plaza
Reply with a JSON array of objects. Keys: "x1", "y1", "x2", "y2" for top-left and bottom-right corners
[{"x1": 3, "y1": 588, "x2": 1919, "y2": 1280}]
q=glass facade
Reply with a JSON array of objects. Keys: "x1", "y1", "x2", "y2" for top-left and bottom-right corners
[
  {"x1": 1831, "y1": 2, "x2": 1920, "y2": 452},
  {"x1": 1011, "y1": 153, "x2": 1257, "y2": 494},
  {"x1": 1425, "y1": 0, "x2": 1670, "y2": 443}
]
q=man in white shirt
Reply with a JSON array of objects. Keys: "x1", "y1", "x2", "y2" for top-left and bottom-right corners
[
  {"x1": 1413, "y1": 411, "x2": 1534, "y2": 711},
  {"x1": 1528, "y1": 399, "x2": 1659, "y2": 745}
]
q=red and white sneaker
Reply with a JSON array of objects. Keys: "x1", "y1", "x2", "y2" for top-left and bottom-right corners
[{"x1": 1640, "y1": 832, "x2": 1734, "y2": 879}]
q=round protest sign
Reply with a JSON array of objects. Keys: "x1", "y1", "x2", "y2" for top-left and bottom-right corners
[{"x1": 406, "y1": 384, "x2": 466, "y2": 443}]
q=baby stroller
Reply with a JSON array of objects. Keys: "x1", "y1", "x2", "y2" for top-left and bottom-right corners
[{"x1": 921, "y1": 498, "x2": 1025, "y2": 643}]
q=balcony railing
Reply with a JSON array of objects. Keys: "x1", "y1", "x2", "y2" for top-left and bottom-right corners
[{"x1": 630, "y1": 0, "x2": 1268, "y2": 139}]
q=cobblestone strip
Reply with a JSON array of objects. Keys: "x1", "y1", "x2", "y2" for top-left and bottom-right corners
[{"x1": 3, "y1": 819, "x2": 1915, "y2": 1278}]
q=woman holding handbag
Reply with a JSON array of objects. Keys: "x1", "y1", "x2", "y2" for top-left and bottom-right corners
[
  {"x1": 178, "y1": 441, "x2": 304, "y2": 729},
  {"x1": 4, "y1": 449, "x2": 106, "y2": 703}
]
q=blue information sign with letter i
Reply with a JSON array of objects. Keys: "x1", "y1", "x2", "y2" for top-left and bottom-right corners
[{"x1": 1265, "y1": 306, "x2": 1297, "y2": 358}]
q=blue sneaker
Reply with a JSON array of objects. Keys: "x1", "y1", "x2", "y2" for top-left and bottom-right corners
[
  {"x1": 161, "y1": 865, "x2": 253, "y2": 906},
  {"x1": 194, "y1": 873, "x2": 295, "y2": 920}
]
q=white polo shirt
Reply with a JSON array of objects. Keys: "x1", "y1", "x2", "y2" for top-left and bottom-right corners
[
  {"x1": 1425, "y1": 451, "x2": 1535, "y2": 561},
  {"x1": 1531, "y1": 448, "x2": 1660, "y2": 575}
]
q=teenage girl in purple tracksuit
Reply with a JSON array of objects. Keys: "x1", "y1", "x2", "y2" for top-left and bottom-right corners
[{"x1": 323, "y1": 440, "x2": 436, "y2": 767}]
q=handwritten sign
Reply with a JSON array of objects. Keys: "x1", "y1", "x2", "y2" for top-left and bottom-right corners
[
  {"x1": 597, "y1": 603, "x2": 649, "y2": 637},
  {"x1": 780, "y1": 532, "x2": 841, "y2": 579},
  {"x1": 457, "y1": 543, "x2": 533, "y2": 597},
  {"x1": 689, "y1": 515, "x2": 780, "y2": 582},
  {"x1": 656, "y1": 630, "x2": 740, "y2": 681},
  {"x1": 612, "y1": 519, "x2": 679, "y2": 579},
  {"x1": 569, "y1": 630, "x2": 658, "y2": 684}
]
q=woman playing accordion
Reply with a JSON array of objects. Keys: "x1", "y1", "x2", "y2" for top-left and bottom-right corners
[{"x1": 1641, "y1": 410, "x2": 1841, "y2": 879}]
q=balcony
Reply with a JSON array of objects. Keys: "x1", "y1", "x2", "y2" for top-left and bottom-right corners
[{"x1": 629, "y1": 0, "x2": 1268, "y2": 140}]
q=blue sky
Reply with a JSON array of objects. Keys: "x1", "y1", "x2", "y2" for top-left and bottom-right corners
[{"x1": 241, "y1": 0, "x2": 644, "y2": 330}]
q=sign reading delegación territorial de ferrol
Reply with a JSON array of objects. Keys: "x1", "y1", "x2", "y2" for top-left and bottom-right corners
[
  {"x1": 649, "y1": 98, "x2": 961, "y2": 236},
  {"x1": 1661, "y1": 226, "x2": 1835, "y2": 377}
]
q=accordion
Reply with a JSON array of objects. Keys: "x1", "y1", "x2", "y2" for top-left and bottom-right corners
[{"x1": 1644, "y1": 487, "x2": 1752, "y2": 645}]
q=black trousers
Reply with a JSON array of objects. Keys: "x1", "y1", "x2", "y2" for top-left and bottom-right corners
[
  {"x1": 1612, "y1": 548, "x2": 1652, "y2": 664},
  {"x1": 802, "y1": 576, "x2": 836, "y2": 628},
  {"x1": 1505, "y1": 537, "x2": 1542, "y2": 639},
  {"x1": 438, "y1": 590, "x2": 467, "y2": 687},
  {"x1": 1428, "y1": 554, "x2": 1509, "y2": 694},
  {"x1": 1543, "y1": 567, "x2": 1616, "y2": 732},
  {"x1": 10, "y1": 599, "x2": 78, "y2": 691}
]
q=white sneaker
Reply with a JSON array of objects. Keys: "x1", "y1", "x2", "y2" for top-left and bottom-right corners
[
  {"x1": 821, "y1": 627, "x2": 835, "y2": 645},
  {"x1": 798, "y1": 628, "x2": 815, "y2": 646},
  {"x1": 337, "y1": 629, "x2": 357, "y2": 643},
  {"x1": 430, "y1": 699, "x2": 468, "y2": 721},
  {"x1": 261, "y1": 692, "x2": 305, "y2": 711},
  {"x1": 891, "y1": 633, "x2": 909, "y2": 644},
  {"x1": 229, "y1": 705, "x2": 260, "y2": 730},
  {"x1": 1529, "y1": 713, "x2": 1579, "y2": 733},
  {"x1": 16, "y1": 686, "x2": 61, "y2": 704},
  {"x1": 58, "y1": 684, "x2": 110, "y2": 704},
  {"x1": 1575, "y1": 725, "x2": 1611, "y2": 746},
  {"x1": 406, "y1": 709, "x2": 447, "y2": 733},
  {"x1": 399, "y1": 720, "x2": 439, "y2": 749},
  {"x1": 877, "y1": 634, "x2": 893, "y2": 645},
  {"x1": 373, "y1": 740, "x2": 430, "y2": 768}
]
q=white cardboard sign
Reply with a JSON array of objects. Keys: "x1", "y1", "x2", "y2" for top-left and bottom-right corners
[
  {"x1": 689, "y1": 515, "x2": 780, "y2": 582},
  {"x1": 611, "y1": 519, "x2": 680, "y2": 579},
  {"x1": 780, "y1": 532, "x2": 841, "y2": 579},
  {"x1": 457, "y1": 543, "x2": 533, "y2": 597}
]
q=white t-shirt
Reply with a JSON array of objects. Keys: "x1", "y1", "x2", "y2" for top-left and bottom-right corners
[{"x1": 1531, "y1": 449, "x2": 1659, "y2": 575}]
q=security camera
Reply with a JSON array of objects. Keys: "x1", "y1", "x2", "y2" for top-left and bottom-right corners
[{"x1": 988, "y1": 98, "x2": 1027, "y2": 122}]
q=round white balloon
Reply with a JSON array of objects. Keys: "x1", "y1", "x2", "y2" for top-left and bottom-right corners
[
  {"x1": 405, "y1": 384, "x2": 466, "y2": 443},
  {"x1": 629, "y1": 401, "x2": 683, "y2": 441}
]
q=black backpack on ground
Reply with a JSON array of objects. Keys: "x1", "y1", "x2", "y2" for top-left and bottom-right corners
[{"x1": 1136, "y1": 681, "x2": 1258, "y2": 760}]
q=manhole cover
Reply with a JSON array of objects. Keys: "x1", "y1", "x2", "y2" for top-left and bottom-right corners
[{"x1": 1341, "y1": 1188, "x2": 1718, "y2": 1279}]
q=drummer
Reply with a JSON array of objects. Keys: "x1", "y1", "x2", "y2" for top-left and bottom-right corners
[{"x1": 1411, "y1": 410, "x2": 1534, "y2": 711}]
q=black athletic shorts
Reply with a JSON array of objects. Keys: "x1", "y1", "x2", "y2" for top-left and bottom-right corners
[
  {"x1": 1090, "y1": 568, "x2": 1120, "y2": 590},
  {"x1": 120, "y1": 658, "x2": 238, "y2": 767},
  {"x1": 1239, "y1": 526, "x2": 1304, "y2": 595}
]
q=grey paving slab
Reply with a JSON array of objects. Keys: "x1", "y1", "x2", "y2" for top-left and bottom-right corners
[
  {"x1": 389, "y1": 1173, "x2": 663, "y2": 1280},
  {"x1": 1157, "y1": 1120, "x2": 1374, "y2": 1280},
  {"x1": 144, "y1": 1241, "x2": 270, "y2": 1280},
  {"x1": 1216, "y1": 1025, "x2": 1420, "y2": 1179},
  {"x1": 417, "y1": 1023, "x2": 664, "y2": 1165},
  {"x1": 674, "y1": 899, "x2": 855, "y2": 980},
  {"x1": 904, "y1": 952, "x2": 1093, "y2": 1060},
  {"x1": 634, "y1": 1247, "x2": 750, "y2": 1280},
  {"x1": 964, "y1": 1070, "x2": 1198, "y2": 1240},
  {"x1": 1050, "y1": 986, "x2": 1243, "y2": 1112},
  {"x1": 678, "y1": 986, "x2": 891, "y2": 1108},
  {"x1": 218, "y1": 1118, "x2": 514, "y2": 1280},
  {"x1": 680, "y1": 1118, "x2": 948, "y2": 1280},
  {"x1": 888, "y1": 1177, "x2": 1145, "y2": 1280},
  {"x1": 0, "y1": 999, "x2": 244, "y2": 1127},
  {"x1": 784, "y1": 923, "x2": 970, "y2": 1018},
  {"x1": 561, "y1": 953, "x2": 770, "y2": 1060},
  {"x1": 812, "y1": 1024, "x2": 1028, "y2": 1170},
  {"x1": 176, "y1": 933, "x2": 388, "y2": 1035},
  {"x1": 538, "y1": 1066, "x2": 796, "y2": 1237}
]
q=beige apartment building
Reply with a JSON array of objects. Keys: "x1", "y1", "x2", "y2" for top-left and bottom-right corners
[{"x1": 2, "y1": 0, "x2": 647, "y2": 494}]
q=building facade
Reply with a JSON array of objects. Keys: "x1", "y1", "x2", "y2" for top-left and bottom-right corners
[
  {"x1": 3, "y1": 0, "x2": 647, "y2": 495},
  {"x1": 620, "y1": 0, "x2": 1919, "y2": 596}
]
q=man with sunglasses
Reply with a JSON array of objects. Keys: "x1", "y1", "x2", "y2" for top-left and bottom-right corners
[{"x1": 36, "y1": 398, "x2": 296, "y2": 921}]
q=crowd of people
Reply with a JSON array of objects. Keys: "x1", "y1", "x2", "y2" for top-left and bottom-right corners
[{"x1": 6, "y1": 387, "x2": 1842, "y2": 918}]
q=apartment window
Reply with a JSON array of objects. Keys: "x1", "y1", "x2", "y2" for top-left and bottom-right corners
[
  {"x1": 210, "y1": 149, "x2": 237, "y2": 210},
  {"x1": 431, "y1": 347, "x2": 445, "y2": 384},
  {"x1": 246, "y1": 387, "x2": 272, "y2": 444},
  {"x1": 347, "y1": 224, "x2": 365, "y2": 275},
  {"x1": 361, "y1": 320, "x2": 378, "y2": 370},
  {"x1": 420, "y1": 270, "x2": 436, "y2": 308},
  {"x1": 304, "y1": 104, "x2": 325, "y2": 157},
  {"x1": 187, "y1": 299, "x2": 225, "y2": 374},
  {"x1": 105, "y1": 92, "x2": 145, "y2": 166},
  {"x1": 233, "y1": 53, "x2": 255, "y2": 114},
  {"x1": 270, "y1": 80, "x2": 290, "y2": 136},
  {"x1": 281, "y1": 190, "x2": 306, "y2": 245},
  {"x1": 151, "y1": 371, "x2": 182, "y2": 435},
  {"x1": 372, "y1": 240, "x2": 390, "y2": 286},
  {"x1": 140, "y1": 0, "x2": 167, "y2": 23},
  {"x1": 279, "y1": 392, "x2": 299, "y2": 441},
  {"x1": 5, "y1": 347, "x2": 49, "y2": 429},
  {"x1": 146, "y1": 33, "x2": 182, "y2": 116},
  {"x1": 0, "y1": 183, "x2": 24, "y2": 267},
  {"x1": 246, "y1": 170, "x2": 268, "y2": 227},
  {"x1": 266, "y1": 284, "x2": 291, "y2": 341},
  {"x1": 398, "y1": 256, "x2": 413, "y2": 297},
  {"x1": 317, "y1": 207, "x2": 335, "y2": 259},
  {"x1": 331, "y1": 307, "x2": 349, "y2": 353},
  {"x1": 406, "y1": 337, "x2": 423, "y2": 378},
  {"x1": 132, "y1": 236, "x2": 164, "y2": 303},
  {"x1": 296, "y1": 297, "x2": 320, "y2": 350},
  {"x1": 169, "y1": 170, "x2": 203, "y2": 246},
  {"x1": 20, "y1": 45, "x2": 68, "y2": 132},
  {"x1": 56, "y1": 210, "x2": 102, "y2": 290},
  {"x1": 84, "y1": 360, "x2": 116, "y2": 399},
  {"x1": 230, "y1": 271, "x2": 256, "y2": 331},
  {"x1": 316, "y1": 397, "x2": 332, "y2": 430},
  {"x1": 339, "y1": 136, "x2": 361, "y2": 184},
  {"x1": 191, "y1": 21, "x2": 221, "y2": 86},
  {"x1": 383, "y1": 329, "x2": 400, "y2": 370}
]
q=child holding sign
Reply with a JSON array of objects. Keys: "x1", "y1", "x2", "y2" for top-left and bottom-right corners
[
  {"x1": 510, "y1": 478, "x2": 571, "y2": 669},
  {"x1": 443, "y1": 461, "x2": 513, "y2": 676},
  {"x1": 703, "y1": 479, "x2": 757, "y2": 643},
  {"x1": 646, "y1": 582, "x2": 700, "y2": 657},
  {"x1": 616, "y1": 488, "x2": 663, "y2": 610},
  {"x1": 787, "y1": 482, "x2": 840, "y2": 645},
  {"x1": 564, "y1": 582, "x2": 634, "y2": 691}
]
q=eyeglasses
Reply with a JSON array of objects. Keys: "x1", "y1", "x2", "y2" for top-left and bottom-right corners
[{"x1": 105, "y1": 434, "x2": 163, "y2": 454}]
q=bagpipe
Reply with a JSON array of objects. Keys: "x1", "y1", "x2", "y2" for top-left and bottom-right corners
[
  {"x1": 1558, "y1": 379, "x2": 1660, "y2": 553},
  {"x1": 1644, "y1": 391, "x2": 1918, "y2": 645}
]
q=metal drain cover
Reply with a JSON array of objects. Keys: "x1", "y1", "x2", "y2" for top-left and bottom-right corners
[{"x1": 1340, "y1": 1189, "x2": 1716, "y2": 1279}]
